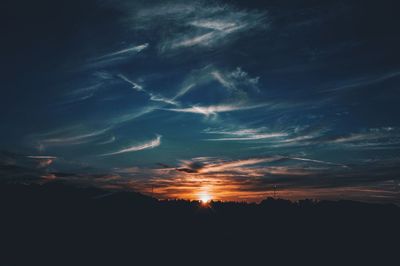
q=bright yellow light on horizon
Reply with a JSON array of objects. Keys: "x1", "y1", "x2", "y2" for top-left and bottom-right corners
[{"x1": 199, "y1": 192, "x2": 212, "y2": 204}]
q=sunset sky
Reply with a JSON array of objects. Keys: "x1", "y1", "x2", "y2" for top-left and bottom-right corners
[{"x1": 1, "y1": 0, "x2": 400, "y2": 203}]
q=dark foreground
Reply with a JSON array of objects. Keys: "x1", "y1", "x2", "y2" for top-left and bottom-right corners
[{"x1": 1, "y1": 182, "x2": 399, "y2": 265}]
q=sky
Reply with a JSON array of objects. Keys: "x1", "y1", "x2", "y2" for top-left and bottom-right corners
[{"x1": 1, "y1": 0, "x2": 400, "y2": 203}]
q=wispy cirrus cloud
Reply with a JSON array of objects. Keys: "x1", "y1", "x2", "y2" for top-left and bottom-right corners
[
  {"x1": 281, "y1": 127, "x2": 399, "y2": 149},
  {"x1": 330, "y1": 127, "x2": 396, "y2": 143},
  {"x1": 26, "y1": 155, "x2": 57, "y2": 159},
  {"x1": 211, "y1": 67, "x2": 260, "y2": 96},
  {"x1": 106, "y1": 65, "x2": 263, "y2": 126},
  {"x1": 172, "y1": 83, "x2": 196, "y2": 100},
  {"x1": 327, "y1": 128, "x2": 400, "y2": 149},
  {"x1": 119, "y1": 155, "x2": 396, "y2": 203},
  {"x1": 175, "y1": 156, "x2": 346, "y2": 175},
  {"x1": 163, "y1": 103, "x2": 267, "y2": 117},
  {"x1": 204, "y1": 127, "x2": 287, "y2": 141},
  {"x1": 117, "y1": 1, "x2": 267, "y2": 53},
  {"x1": 168, "y1": 65, "x2": 219, "y2": 100},
  {"x1": 179, "y1": 157, "x2": 282, "y2": 174},
  {"x1": 41, "y1": 128, "x2": 111, "y2": 146},
  {"x1": 289, "y1": 157, "x2": 348, "y2": 168},
  {"x1": 0, "y1": 151, "x2": 58, "y2": 172},
  {"x1": 85, "y1": 43, "x2": 149, "y2": 68},
  {"x1": 97, "y1": 135, "x2": 116, "y2": 145},
  {"x1": 173, "y1": 65, "x2": 260, "y2": 103},
  {"x1": 161, "y1": 9, "x2": 266, "y2": 52},
  {"x1": 4, "y1": 151, "x2": 398, "y2": 204},
  {"x1": 248, "y1": 126, "x2": 400, "y2": 152},
  {"x1": 59, "y1": 83, "x2": 103, "y2": 105},
  {"x1": 101, "y1": 135, "x2": 161, "y2": 156},
  {"x1": 148, "y1": 93, "x2": 179, "y2": 106},
  {"x1": 322, "y1": 70, "x2": 400, "y2": 93},
  {"x1": 31, "y1": 126, "x2": 112, "y2": 151},
  {"x1": 117, "y1": 74, "x2": 144, "y2": 91},
  {"x1": 26, "y1": 155, "x2": 57, "y2": 168},
  {"x1": 118, "y1": 74, "x2": 179, "y2": 106},
  {"x1": 205, "y1": 134, "x2": 287, "y2": 141},
  {"x1": 108, "y1": 106, "x2": 158, "y2": 126},
  {"x1": 96, "y1": 43, "x2": 149, "y2": 59}
]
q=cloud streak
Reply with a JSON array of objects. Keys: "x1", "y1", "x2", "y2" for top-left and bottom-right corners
[
  {"x1": 175, "y1": 156, "x2": 346, "y2": 175},
  {"x1": 118, "y1": 74, "x2": 179, "y2": 106},
  {"x1": 161, "y1": 8, "x2": 266, "y2": 52},
  {"x1": 34, "y1": 127, "x2": 112, "y2": 149},
  {"x1": 204, "y1": 127, "x2": 287, "y2": 141},
  {"x1": 84, "y1": 43, "x2": 149, "y2": 68},
  {"x1": 164, "y1": 103, "x2": 267, "y2": 117},
  {"x1": 118, "y1": 1, "x2": 267, "y2": 53},
  {"x1": 211, "y1": 67, "x2": 260, "y2": 97},
  {"x1": 323, "y1": 70, "x2": 400, "y2": 92},
  {"x1": 96, "y1": 43, "x2": 149, "y2": 59},
  {"x1": 97, "y1": 135, "x2": 116, "y2": 145},
  {"x1": 101, "y1": 135, "x2": 161, "y2": 156},
  {"x1": 61, "y1": 83, "x2": 103, "y2": 104}
]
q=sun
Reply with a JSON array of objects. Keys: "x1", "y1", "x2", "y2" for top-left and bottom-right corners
[{"x1": 199, "y1": 193, "x2": 212, "y2": 204}]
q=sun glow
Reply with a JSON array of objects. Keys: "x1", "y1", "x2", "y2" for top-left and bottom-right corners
[{"x1": 199, "y1": 192, "x2": 212, "y2": 204}]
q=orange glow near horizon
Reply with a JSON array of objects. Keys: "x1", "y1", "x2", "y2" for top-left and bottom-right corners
[
  {"x1": 198, "y1": 191, "x2": 212, "y2": 204},
  {"x1": 113, "y1": 157, "x2": 325, "y2": 202},
  {"x1": 143, "y1": 172, "x2": 273, "y2": 202},
  {"x1": 112, "y1": 162, "x2": 397, "y2": 203}
]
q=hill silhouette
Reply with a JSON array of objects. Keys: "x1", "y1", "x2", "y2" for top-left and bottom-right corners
[{"x1": 0, "y1": 182, "x2": 399, "y2": 265}]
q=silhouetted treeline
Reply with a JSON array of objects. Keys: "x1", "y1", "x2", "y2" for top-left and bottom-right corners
[{"x1": 0, "y1": 182, "x2": 399, "y2": 265}]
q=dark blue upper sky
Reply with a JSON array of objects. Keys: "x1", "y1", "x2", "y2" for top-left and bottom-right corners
[{"x1": 1, "y1": 0, "x2": 400, "y2": 202}]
